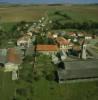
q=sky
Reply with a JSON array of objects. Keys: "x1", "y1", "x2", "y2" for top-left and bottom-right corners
[{"x1": 0, "y1": 0, "x2": 98, "y2": 4}]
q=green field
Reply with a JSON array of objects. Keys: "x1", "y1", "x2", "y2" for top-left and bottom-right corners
[
  {"x1": 0, "y1": 4, "x2": 98, "y2": 22},
  {"x1": 0, "y1": 71, "x2": 15, "y2": 100}
]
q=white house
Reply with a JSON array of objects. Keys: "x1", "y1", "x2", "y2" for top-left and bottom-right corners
[
  {"x1": 56, "y1": 37, "x2": 71, "y2": 50},
  {"x1": 17, "y1": 35, "x2": 32, "y2": 48}
]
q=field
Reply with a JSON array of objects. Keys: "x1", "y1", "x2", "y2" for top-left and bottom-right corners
[
  {"x1": 0, "y1": 71, "x2": 15, "y2": 100},
  {"x1": 0, "y1": 4, "x2": 98, "y2": 22}
]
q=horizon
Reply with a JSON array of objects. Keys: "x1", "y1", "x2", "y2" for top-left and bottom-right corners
[{"x1": 0, "y1": 0, "x2": 98, "y2": 4}]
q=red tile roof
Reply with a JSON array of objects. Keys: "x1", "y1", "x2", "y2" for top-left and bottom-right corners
[
  {"x1": 56, "y1": 37, "x2": 69, "y2": 45},
  {"x1": 7, "y1": 48, "x2": 22, "y2": 64},
  {"x1": 36, "y1": 45, "x2": 58, "y2": 51},
  {"x1": 68, "y1": 32, "x2": 76, "y2": 36}
]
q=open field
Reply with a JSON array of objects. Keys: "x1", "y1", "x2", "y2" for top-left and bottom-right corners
[
  {"x1": 0, "y1": 4, "x2": 98, "y2": 22},
  {"x1": 0, "y1": 71, "x2": 15, "y2": 100}
]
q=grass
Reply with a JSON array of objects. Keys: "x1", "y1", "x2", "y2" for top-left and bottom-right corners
[
  {"x1": 0, "y1": 5, "x2": 98, "y2": 22},
  {"x1": 0, "y1": 54, "x2": 98, "y2": 100},
  {"x1": 0, "y1": 72, "x2": 98, "y2": 100},
  {"x1": 0, "y1": 71, "x2": 15, "y2": 100},
  {"x1": 0, "y1": 22, "x2": 16, "y2": 32},
  {"x1": 30, "y1": 78, "x2": 98, "y2": 100},
  {"x1": 35, "y1": 54, "x2": 55, "y2": 74}
]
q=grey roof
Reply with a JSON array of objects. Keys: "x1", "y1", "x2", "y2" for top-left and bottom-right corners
[
  {"x1": 0, "y1": 49, "x2": 7, "y2": 56},
  {"x1": 0, "y1": 56, "x2": 7, "y2": 64},
  {"x1": 57, "y1": 60, "x2": 98, "y2": 81},
  {"x1": 65, "y1": 60, "x2": 98, "y2": 70},
  {"x1": 0, "y1": 49, "x2": 7, "y2": 64}
]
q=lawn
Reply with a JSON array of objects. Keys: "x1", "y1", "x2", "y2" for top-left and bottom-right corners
[{"x1": 0, "y1": 71, "x2": 15, "y2": 100}]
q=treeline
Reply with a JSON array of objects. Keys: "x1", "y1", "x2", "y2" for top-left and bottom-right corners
[
  {"x1": 47, "y1": 4, "x2": 64, "y2": 6},
  {"x1": 49, "y1": 10, "x2": 98, "y2": 30},
  {"x1": 51, "y1": 20, "x2": 98, "y2": 30}
]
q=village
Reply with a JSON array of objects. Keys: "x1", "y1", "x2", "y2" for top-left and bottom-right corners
[
  {"x1": 0, "y1": 16, "x2": 98, "y2": 84},
  {"x1": 0, "y1": 1, "x2": 98, "y2": 99}
]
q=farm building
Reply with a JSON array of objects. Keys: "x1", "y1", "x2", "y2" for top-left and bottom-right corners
[{"x1": 57, "y1": 60, "x2": 98, "y2": 83}]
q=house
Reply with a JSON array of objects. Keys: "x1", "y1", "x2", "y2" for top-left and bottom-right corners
[
  {"x1": 36, "y1": 45, "x2": 58, "y2": 55},
  {"x1": 0, "y1": 48, "x2": 23, "y2": 80},
  {"x1": 47, "y1": 32, "x2": 58, "y2": 39},
  {"x1": 78, "y1": 32, "x2": 85, "y2": 37},
  {"x1": 47, "y1": 32, "x2": 53, "y2": 38},
  {"x1": 53, "y1": 34, "x2": 58, "y2": 38},
  {"x1": 4, "y1": 48, "x2": 22, "y2": 72},
  {"x1": 17, "y1": 35, "x2": 32, "y2": 48},
  {"x1": 56, "y1": 37, "x2": 71, "y2": 50},
  {"x1": 7, "y1": 48, "x2": 22, "y2": 64},
  {"x1": 57, "y1": 60, "x2": 98, "y2": 83},
  {"x1": 26, "y1": 32, "x2": 33, "y2": 37},
  {"x1": 68, "y1": 32, "x2": 76, "y2": 37},
  {"x1": 85, "y1": 36, "x2": 92, "y2": 40}
]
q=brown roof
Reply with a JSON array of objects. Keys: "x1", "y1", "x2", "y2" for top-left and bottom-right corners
[
  {"x1": 7, "y1": 48, "x2": 22, "y2": 64},
  {"x1": 68, "y1": 32, "x2": 76, "y2": 36},
  {"x1": 56, "y1": 37, "x2": 69, "y2": 45},
  {"x1": 36, "y1": 45, "x2": 58, "y2": 51},
  {"x1": 73, "y1": 45, "x2": 81, "y2": 51}
]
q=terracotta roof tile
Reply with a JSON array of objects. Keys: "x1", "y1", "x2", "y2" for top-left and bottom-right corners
[
  {"x1": 7, "y1": 48, "x2": 22, "y2": 64},
  {"x1": 56, "y1": 37, "x2": 69, "y2": 45},
  {"x1": 36, "y1": 45, "x2": 58, "y2": 51}
]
